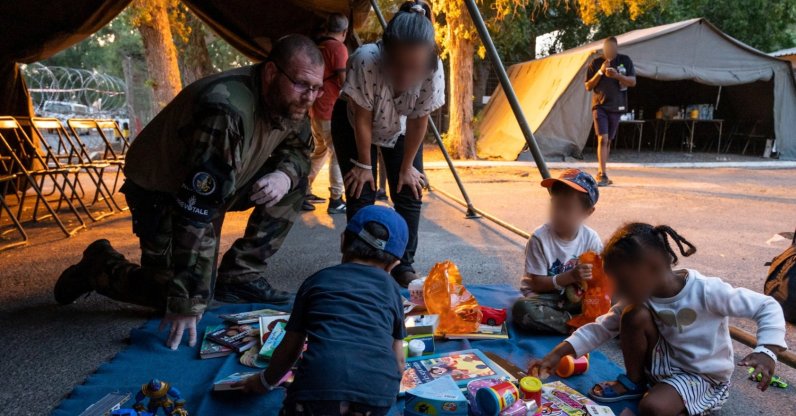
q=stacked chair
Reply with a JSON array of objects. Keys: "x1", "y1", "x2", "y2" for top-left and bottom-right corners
[{"x1": 0, "y1": 116, "x2": 130, "y2": 250}]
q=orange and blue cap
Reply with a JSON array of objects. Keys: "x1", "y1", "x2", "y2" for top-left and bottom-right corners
[{"x1": 541, "y1": 168, "x2": 599, "y2": 206}]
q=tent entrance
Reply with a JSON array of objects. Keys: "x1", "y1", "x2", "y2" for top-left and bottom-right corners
[{"x1": 615, "y1": 77, "x2": 775, "y2": 154}]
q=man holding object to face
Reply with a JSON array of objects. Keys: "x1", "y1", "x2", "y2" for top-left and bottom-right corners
[
  {"x1": 54, "y1": 35, "x2": 324, "y2": 350},
  {"x1": 585, "y1": 36, "x2": 636, "y2": 187}
]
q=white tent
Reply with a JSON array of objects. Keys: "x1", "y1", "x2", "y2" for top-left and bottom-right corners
[{"x1": 476, "y1": 18, "x2": 796, "y2": 160}]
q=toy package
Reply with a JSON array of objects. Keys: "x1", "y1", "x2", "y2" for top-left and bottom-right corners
[
  {"x1": 539, "y1": 381, "x2": 605, "y2": 416},
  {"x1": 423, "y1": 261, "x2": 482, "y2": 335},
  {"x1": 400, "y1": 349, "x2": 515, "y2": 393},
  {"x1": 404, "y1": 376, "x2": 468, "y2": 416},
  {"x1": 567, "y1": 252, "x2": 613, "y2": 329}
]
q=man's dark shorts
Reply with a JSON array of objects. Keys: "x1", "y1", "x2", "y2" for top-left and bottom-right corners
[{"x1": 593, "y1": 107, "x2": 622, "y2": 141}]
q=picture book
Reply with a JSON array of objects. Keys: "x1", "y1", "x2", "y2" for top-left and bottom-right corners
[
  {"x1": 213, "y1": 371, "x2": 260, "y2": 391},
  {"x1": 207, "y1": 324, "x2": 258, "y2": 353},
  {"x1": 259, "y1": 321, "x2": 287, "y2": 360},
  {"x1": 400, "y1": 349, "x2": 515, "y2": 393},
  {"x1": 258, "y1": 314, "x2": 290, "y2": 341},
  {"x1": 539, "y1": 381, "x2": 600, "y2": 416},
  {"x1": 219, "y1": 308, "x2": 288, "y2": 324},
  {"x1": 444, "y1": 323, "x2": 509, "y2": 340},
  {"x1": 200, "y1": 324, "x2": 234, "y2": 359}
]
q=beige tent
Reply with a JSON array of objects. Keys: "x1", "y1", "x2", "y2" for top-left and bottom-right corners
[{"x1": 476, "y1": 18, "x2": 796, "y2": 160}]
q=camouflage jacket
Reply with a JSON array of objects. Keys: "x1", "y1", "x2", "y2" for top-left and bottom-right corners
[{"x1": 124, "y1": 64, "x2": 312, "y2": 314}]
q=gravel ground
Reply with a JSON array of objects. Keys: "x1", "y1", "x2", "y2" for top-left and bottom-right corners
[{"x1": 0, "y1": 161, "x2": 794, "y2": 415}]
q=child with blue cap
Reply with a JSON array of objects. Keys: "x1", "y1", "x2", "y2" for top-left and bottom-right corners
[{"x1": 235, "y1": 205, "x2": 409, "y2": 415}]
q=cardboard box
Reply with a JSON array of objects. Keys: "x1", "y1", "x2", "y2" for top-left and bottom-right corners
[
  {"x1": 405, "y1": 376, "x2": 468, "y2": 416},
  {"x1": 405, "y1": 314, "x2": 440, "y2": 335}
]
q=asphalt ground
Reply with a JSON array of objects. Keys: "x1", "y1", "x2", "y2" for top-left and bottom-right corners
[{"x1": 0, "y1": 161, "x2": 795, "y2": 415}]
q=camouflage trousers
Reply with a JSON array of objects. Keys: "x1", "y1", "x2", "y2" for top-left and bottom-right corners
[
  {"x1": 511, "y1": 294, "x2": 581, "y2": 335},
  {"x1": 92, "y1": 168, "x2": 306, "y2": 311}
]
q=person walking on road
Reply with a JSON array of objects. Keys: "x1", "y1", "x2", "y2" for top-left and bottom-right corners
[{"x1": 585, "y1": 36, "x2": 636, "y2": 186}]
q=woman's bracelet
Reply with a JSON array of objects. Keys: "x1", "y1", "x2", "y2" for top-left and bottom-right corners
[{"x1": 349, "y1": 158, "x2": 372, "y2": 170}]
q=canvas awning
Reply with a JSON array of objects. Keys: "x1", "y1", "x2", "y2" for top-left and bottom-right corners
[
  {"x1": 0, "y1": 0, "x2": 371, "y2": 119},
  {"x1": 476, "y1": 18, "x2": 796, "y2": 160}
]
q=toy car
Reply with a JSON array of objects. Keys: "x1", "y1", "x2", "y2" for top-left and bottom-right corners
[{"x1": 479, "y1": 306, "x2": 507, "y2": 326}]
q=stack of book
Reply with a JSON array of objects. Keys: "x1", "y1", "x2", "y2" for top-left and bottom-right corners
[{"x1": 199, "y1": 308, "x2": 288, "y2": 359}]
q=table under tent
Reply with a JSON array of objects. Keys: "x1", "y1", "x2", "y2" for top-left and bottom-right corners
[{"x1": 476, "y1": 18, "x2": 796, "y2": 161}]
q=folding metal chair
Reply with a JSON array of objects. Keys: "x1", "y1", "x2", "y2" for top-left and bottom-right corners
[
  {"x1": 65, "y1": 118, "x2": 125, "y2": 212},
  {"x1": 0, "y1": 117, "x2": 86, "y2": 237},
  {"x1": 22, "y1": 117, "x2": 115, "y2": 221},
  {"x1": 68, "y1": 119, "x2": 127, "y2": 190},
  {"x1": 0, "y1": 155, "x2": 27, "y2": 250}
]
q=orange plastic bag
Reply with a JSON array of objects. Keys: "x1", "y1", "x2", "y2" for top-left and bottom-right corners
[
  {"x1": 566, "y1": 251, "x2": 613, "y2": 329},
  {"x1": 423, "y1": 260, "x2": 482, "y2": 335}
]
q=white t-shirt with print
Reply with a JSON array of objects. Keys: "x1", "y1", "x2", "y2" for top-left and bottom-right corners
[
  {"x1": 520, "y1": 223, "x2": 603, "y2": 296},
  {"x1": 341, "y1": 42, "x2": 445, "y2": 148}
]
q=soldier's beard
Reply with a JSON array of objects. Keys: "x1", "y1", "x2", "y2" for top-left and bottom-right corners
[{"x1": 266, "y1": 82, "x2": 308, "y2": 130}]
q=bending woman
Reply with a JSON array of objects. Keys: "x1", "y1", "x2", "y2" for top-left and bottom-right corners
[{"x1": 332, "y1": 1, "x2": 444, "y2": 286}]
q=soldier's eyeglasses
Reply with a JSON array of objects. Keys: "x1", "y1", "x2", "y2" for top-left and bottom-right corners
[{"x1": 274, "y1": 62, "x2": 324, "y2": 98}]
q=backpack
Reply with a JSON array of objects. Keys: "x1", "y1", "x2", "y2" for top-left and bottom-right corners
[{"x1": 764, "y1": 231, "x2": 796, "y2": 323}]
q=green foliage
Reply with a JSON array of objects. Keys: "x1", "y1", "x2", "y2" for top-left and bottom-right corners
[
  {"x1": 664, "y1": 0, "x2": 796, "y2": 52},
  {"x1": 41, "y1": 9, "x2": 143, "y2": 78}
]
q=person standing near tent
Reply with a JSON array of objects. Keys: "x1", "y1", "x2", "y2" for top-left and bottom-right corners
[
  {"x1": 303, "y1": 13, "x2": 349, "y2": 215},
  {"x1": 53, "y1": 35, "x2": 324, "y2": 350},
  {"x1": 585, "y1": 36, "x2": 636, "y2": 187},
  {"x1": 332, "y1": 0, "x2": 445, "y2": 287}
]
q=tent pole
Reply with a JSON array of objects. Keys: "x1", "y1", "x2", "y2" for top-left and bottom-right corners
[
  {"x1": 462, "y1": 0, "x2": 551, "y2": 179},
  {"x1": 367, "y1": 0, "x2": 479, "y2": 218}
]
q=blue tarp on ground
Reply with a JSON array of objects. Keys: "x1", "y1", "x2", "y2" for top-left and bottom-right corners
[{"x1": 52, "y1": 284, "x2": 637, "y2": 415}]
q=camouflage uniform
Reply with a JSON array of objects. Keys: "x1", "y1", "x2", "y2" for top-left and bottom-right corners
[
  {"x1": 93, "y1": 64, "x2": 312, "y2": 316},
  {"x1": 512, "y1": 293, "x2": 581, "y2": 334}
]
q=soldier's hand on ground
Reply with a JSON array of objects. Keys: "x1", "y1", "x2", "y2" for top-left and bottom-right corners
[
  {"x1": 739, "y1": 352, "x2": 777, "y2": 391},
  {"x1": 251, "y1": 171, "x2": 291, "y2": 207},
  {"x1": 572, "y1": 264, "x2": 593, "y2": 282},
  {"x1": 344, "y1": 165, "x2": 375, "y2": 199},
  {"x1": 397, "y1": 166, "x2": 426, "y2": 200},
  {"x1": 159, "y1": 313, "x2": 201, "y2": 350}
]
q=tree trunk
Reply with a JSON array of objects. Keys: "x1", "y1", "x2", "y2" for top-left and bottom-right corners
[
  {"x1": 177, "y1": 11, "x2": 215, "y2": 85},
  {"x1": 134, "y1": 0, "x2": 182, "y2": 111},
  {"x1": 472, "y1": 57, "x2": 490, "y2": 115},
  {"x1": 446, "y1": 15, "x2": 476, "y2": 160}
]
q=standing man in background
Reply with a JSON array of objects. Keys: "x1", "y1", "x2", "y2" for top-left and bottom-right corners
[
  {"x1": 303, "y1": 13, "x2": 349, "y2": 214},
  {"x1": 585, "y1": 36, "x2": 635, "y2": 187}
]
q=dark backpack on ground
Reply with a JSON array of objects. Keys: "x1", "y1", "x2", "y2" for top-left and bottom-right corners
[{"x1": 764, "y1": 231, "x2": 796, "y2": 323}]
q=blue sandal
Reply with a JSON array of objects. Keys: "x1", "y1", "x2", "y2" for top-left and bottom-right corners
[{"x1": 589, "y1": 374, "x2": 646, "y2": 403}]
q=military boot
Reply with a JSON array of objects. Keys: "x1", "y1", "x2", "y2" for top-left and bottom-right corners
[
  {"x1": 54, "y1": 239, "x2": 114, "y2": 304},
  {"x1": 214, "y1": 276, "x2": 292, "y2": 305}
]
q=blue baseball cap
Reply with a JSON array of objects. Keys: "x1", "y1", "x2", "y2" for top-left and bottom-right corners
[
  {"x1": 541, "y1": 168, "x2": 599, "y2": 206},
  {"x1": 346, "y1": 205, "x2": 409, "y2": 259}
]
